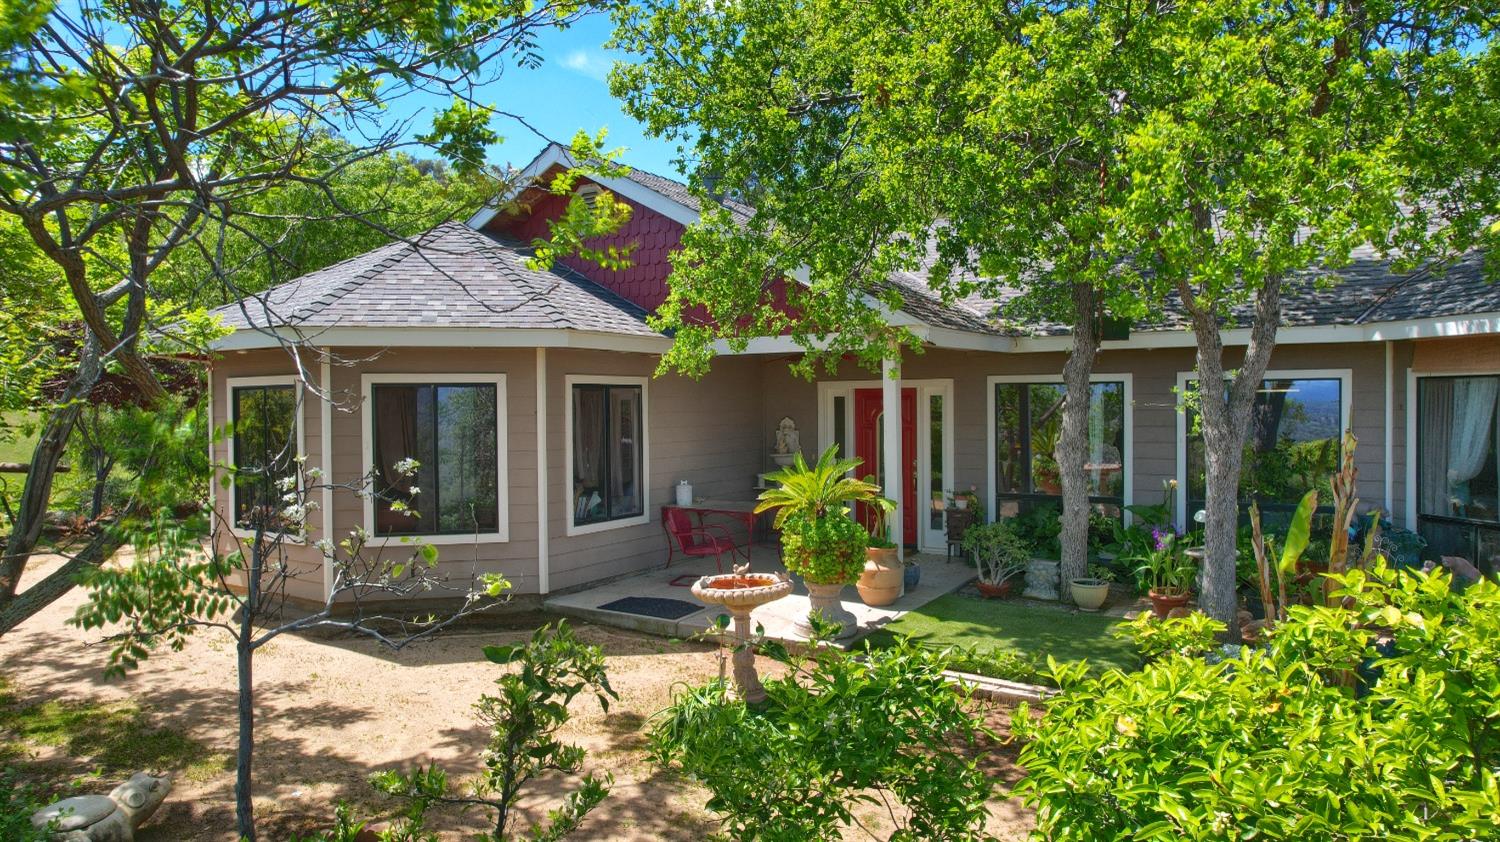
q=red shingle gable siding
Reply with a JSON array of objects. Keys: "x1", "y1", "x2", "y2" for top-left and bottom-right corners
[{"x1": 490, "y1": 187, "x2": 683, "y2": 315}]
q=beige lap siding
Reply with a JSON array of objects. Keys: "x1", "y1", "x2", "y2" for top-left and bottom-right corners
[
  {"x1": 544, "y1": 351, "x2": 764, "y2": 593},
  {"x1": 754, "y1": 341, "x2": 1396, "y2": 526},
  {"x1": 324, "y1": 347, "x2": 539, "y2": 596},
  {"x1": 208, "y1": 349, "x2": 328, "y2": 606}
]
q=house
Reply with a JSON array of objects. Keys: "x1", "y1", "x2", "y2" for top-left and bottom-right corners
[{"x1": 207, "y1": 143, "x2": 1500, "y2": 605}]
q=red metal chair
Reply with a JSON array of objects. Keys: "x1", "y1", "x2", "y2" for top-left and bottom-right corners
[{"x1": 663, "y1": 506, "x2": 742, "y2": 572}]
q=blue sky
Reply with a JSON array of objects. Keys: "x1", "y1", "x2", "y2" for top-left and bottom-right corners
[{"x1": 395, "y1": 15, "x2": 685, "y2": 177}]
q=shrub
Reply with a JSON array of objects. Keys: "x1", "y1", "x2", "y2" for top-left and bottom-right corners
[
  {"x1": 1, "y1": 768, "x2": 52, "y2": 842},
  {"x1": 961, "y1": 520, "x2": 1029, "y2": 586},
  {"x1": 943, "y1": 645, "x2": 1047, "y2": 686},
  {"x1": 1017, "y1": 564, "x2": 1500, "y2": 840},
  {"x1": 650, "y1": 638, "x2": 996, "y2": 840},
  {"x1": 1112, "y1": 611, "x2": 1225, "y2": 664}
]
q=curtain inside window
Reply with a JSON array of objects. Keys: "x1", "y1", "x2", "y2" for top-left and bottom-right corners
[
  {"x1": 573, "y1": 386, "x2": 606, "y2": 523},
  {"x1": 373, "y1": 384, "x2": 495, "y2": 535},
  {"x1": 609, "y1": 387, "x2": 643, "y2": 518},
  {"x1": 1420, "y1": 377, "x2": 1500, "y2": 519}
]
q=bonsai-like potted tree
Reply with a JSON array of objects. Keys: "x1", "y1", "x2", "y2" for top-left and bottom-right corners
[
  {"x1": 756, "y1": 446, "x2": 879, "y2": 638},
  {"x1": 856, "y1": 489, "x2": 902, "y2": 606},
  {"x1": 1069, "y1": 563, "x2": 1115, "y2": 611},
  {"x1": 1133, "y1": 529, "x2": 1197, "y2": 617},
  {"x1": 962, "y1": 521, "x2": 1028, "y2": 598}
]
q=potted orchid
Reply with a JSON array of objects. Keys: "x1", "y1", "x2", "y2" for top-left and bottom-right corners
[{"x1": 1133, "y1": 528, "x2": 1197, "y2": 617}]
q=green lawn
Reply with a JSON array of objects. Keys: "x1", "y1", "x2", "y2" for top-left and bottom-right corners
[{"x1": 863, "y1": 594, "x2": 1139, "y2": 674}]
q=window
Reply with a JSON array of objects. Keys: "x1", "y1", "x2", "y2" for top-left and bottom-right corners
[
  {"x1": 1183, "y1": 374, "x2": 1345, "y2": 518},
  {"x1": 367, "y1": 377, "x2": 504, "y2": 539},
  {"x1": 929, "y1": 393, "x2": 944, "y2": 530},
  {"x1": 992, "y1": 379, "x2": 1127, "y2": 518},
  {"x1": 230, "y1": 381, "x2": 299, "y2": 531},
  {"x1": 569, "y1": 380, "x2": 646, "y2": 530},
  {"x1": 1416, "y1": 375, "x2": 1500, "y2": 571}
]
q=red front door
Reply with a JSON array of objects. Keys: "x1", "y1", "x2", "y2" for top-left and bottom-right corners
[{"x1": 854, "y1": 388, "x2": 918, "y2": 546}]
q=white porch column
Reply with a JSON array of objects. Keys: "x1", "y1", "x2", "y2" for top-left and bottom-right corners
[{"x1": 881, "y1": 355, "x2": 903, "y2": 561}]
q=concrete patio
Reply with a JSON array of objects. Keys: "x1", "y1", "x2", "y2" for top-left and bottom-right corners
[{"x1": 543, "y1": 547, "x2": 975, "y2": 645}]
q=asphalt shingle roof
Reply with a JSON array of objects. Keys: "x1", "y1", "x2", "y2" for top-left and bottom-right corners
[
  {"x1": 887, "y1": 240, "x2": 1493, "y2": 337},
  {"x1": 211, "y1": 222, "x2": 657, "y2": 337}
]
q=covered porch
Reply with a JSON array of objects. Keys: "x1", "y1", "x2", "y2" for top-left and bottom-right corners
[{"x1": 543, "y1": 546, "x2": 973, "y2": 644}]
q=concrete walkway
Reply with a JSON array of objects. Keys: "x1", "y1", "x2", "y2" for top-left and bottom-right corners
[{"x1": 544, "y1": 547, "x2": 974, "y2": 645}]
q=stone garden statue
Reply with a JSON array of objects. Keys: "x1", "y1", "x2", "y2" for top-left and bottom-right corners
[
  {"x1": 780, "y1": 414, "x2": 804, "y2": 459},
  {"x1": 31, "y1": 772, "x2": 171, "y2": 841}
]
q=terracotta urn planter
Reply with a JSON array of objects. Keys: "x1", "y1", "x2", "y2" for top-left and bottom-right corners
[
  {"x1": 796, "y1": 579, "x2": 858, "y2": 640},
  {"x1": 691, "y1": 571, "x2": 794, "y2": 703},
  {"x1": 857, "y1": 547, "x2": 903, "y2": 606},
  {"x1": 1070, "y1": 578, "x2": 1110, "y2": 611},
  {"x1": 975, "y1": 579, "x2": 1016, "y2": 599},
  {"x1": 1148, "y1": 588, "x2": 1191, "y2": 619}
]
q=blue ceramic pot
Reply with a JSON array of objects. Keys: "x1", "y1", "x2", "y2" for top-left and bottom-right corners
[{"x1": 903, "y1": 563, "x2": 921, "y2": 591}]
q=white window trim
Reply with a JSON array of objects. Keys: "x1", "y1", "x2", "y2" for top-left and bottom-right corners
[
  {"x1": 1175, "y1": 368, "x2": 1353, "y2": 528},
  {"x1": 985, "y1": 373, "x2": 1135, "y2": 525},
  {"x1": 815, "y1": 378, "x2": 955, "y2": 554},
  {"x1": 225, "y1": 375, "x2": 307, "y2": 542},
  {"x1": 360, "y1": 373, "x2": 509, "y2": 546},
  {"x1": 564, "y1": 374, "x2": 651, "y2": 537},
  {"x1": 1404, "y1": 367, "x2": 1500, "y2": 531}
]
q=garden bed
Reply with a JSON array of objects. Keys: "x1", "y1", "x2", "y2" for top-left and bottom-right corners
[{"x1": 2, "y1": 554, "x2": 1037, "y2": 841}]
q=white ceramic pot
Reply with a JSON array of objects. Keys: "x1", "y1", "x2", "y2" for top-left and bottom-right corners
[{"x1": 675, "y1": 481, "x2": 693, "y2": 506}]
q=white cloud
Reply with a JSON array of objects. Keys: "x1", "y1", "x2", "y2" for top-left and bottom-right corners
[{"x1": 561, "y1": 49, "x2": 613, "y2": 82}]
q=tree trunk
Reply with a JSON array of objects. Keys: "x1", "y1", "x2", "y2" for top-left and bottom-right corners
[
  {"x1": 236, "y1": 536, "x2": 264, "y2": 841},
  {"x1": 0, "y1": 528, "x2": 122, "y2": 635},
  {"x1": 1185, "y1": 277, "x2": 1283, "y2": 636},
  {"x1": 1058, "y1": 282, "x2": 1101, "y2": 592},
  {"x1": 0, "y1": 332, "x2": 104, "y2": 612}
]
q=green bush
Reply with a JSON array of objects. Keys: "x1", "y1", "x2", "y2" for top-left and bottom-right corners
[
  {"x1": 1111, "y1": 611, "x2": 1225, "y2": 664},
  {"x1": 650, "y1": 639, "x2": 996, "y2": 840},
  {"x1": 1016, "y1": 564, "x2": 1500, "y2": 840},
  {"x1": 961, "y1": 520, "x2": 1029, "y2": 586},
  {"x1": 1, "y1": 768, "x2": 52, "y2": 841},
  {"x1": 779, "y1": 509, "x2": 868, "y2": 585}
]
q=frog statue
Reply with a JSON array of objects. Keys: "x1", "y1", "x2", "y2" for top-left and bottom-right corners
[{"x1": 31, "y1": 772, "x2": 171, "y2": 841}]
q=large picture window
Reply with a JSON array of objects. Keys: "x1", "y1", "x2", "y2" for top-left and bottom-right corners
[
  {"x1": 1183, "y1": 374, "x2": 1344, "y2": 518},
  {"x1": 231, "y1": 382, "x2": 299, "y2": 530},
  {"x1": 993, "y1": 380, "x2": 1126, "y2": 518},
  {"x1": 571, "y1": 381, "x2": 645, "y2": 529},
  {"x1": 371, "y1": 381, "x2": 501, "y2": 537},
  {"x1": 1416, "y1": 375, "x2": 1500, "y2": 571}
]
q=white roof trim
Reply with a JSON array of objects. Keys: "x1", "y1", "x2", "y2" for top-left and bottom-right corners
[
  {"x1": 468, "y1": 144, "x2": 933, "y2": 334},
  {"x1": 211, "y1": 326, "x2": 671, "y2": 354},
  {"x1": 1009, "y1": 312, "x2": 1500, "y2": 353},
  {"x1": 467, "y1": 144, "x2": 703, "y2": 230}
]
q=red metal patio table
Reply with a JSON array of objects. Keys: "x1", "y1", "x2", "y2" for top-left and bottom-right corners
[{"x1": 661, "y1": 499, "x2": 759, "y2": 569}]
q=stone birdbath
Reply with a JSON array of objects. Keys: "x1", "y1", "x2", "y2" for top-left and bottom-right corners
[{"x1": 690, "y1": 570, "x2": 793, "y2": 704}]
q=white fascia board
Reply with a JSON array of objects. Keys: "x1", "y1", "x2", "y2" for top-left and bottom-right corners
[
  {"x1": 211, "y1": 326, "x2": 672, "y2": 354},
  {"x1": 467, "y1": 144, "x2": 704, "y2": 231}
]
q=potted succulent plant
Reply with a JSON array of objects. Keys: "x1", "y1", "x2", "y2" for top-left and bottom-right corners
[
  {"x1": 1133, "y1": 529, "x2": 1197, "y2": 618},
  {"x1": 856, "y1": 489, "x2": 902, "y2": 606},
  {"x1": 962, "y1": 521, "x2": 1028, "y2": 598},
  {"x1": 1069, "y1": 563, "x2": 1115, "y2": 611},
  {"x1": 756, "y1": 446, "x2": 879, "y2": 638}
]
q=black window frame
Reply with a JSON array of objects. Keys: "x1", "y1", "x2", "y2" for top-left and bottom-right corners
[
  {"x1": 230, "y1": 382, "x2": 299, "y2": 531},
  {"x1": 993, "y1": 380, "x2": 1127, "y2": 517},
  {"x1": 571, "y1": 382, "x2": 645, "y2": 527},
  {"x1": 370, "y1": 381, "x2": 501, "y2": 538}
]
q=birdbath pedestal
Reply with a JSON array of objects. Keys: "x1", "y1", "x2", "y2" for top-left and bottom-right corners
[{"x1": 690, "y1": 571, "x2": 794, "y2": 704}]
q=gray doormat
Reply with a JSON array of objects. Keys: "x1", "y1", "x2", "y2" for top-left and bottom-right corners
[{"x1": 597, "y1": 596, "x2": 702, "y2": 620}]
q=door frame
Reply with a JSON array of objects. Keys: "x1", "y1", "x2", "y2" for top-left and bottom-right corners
[{"x1": 817, "y1": 379, "x2": 955, "y2": 553}]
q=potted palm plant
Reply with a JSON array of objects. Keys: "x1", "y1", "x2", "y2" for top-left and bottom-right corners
[
  {"x1": 1069, "y1": 563, "x2": 1115, "y2": 611},
  {"x1": 856, "y1": 489, "x2": 902, "y2": 607},
  {"x1": 1133, "y1": 529, "x2": 1196, "y2": 617},
  {"x1": 756, "y1": 446, "x2": 879, "y2": 639},
  {"x1": 962, "y1": 521, "x2": 1028, "y2": 598}
]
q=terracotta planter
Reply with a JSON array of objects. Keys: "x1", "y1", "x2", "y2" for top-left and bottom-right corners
[
  {"x1": 1070, "y1": 578, "x2": 1110, "y2": 611},
  {"x1": 796, "y1": 579, "x2": 858, "y2": 639},
  {"x1": 857, "y1": 547, "x2": 903, "y2": 606},
  {"x1": 975, "y1": 579, "x2": 1016, "y2": 599},
  {"x1": 1148, "y1": 588, "x2": 1191, "y2": 619}
]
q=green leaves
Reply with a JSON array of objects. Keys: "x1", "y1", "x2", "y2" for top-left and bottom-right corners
[
  {"x1": 650, "y1": 638, "x2": 995, "y2": 840},
  {"x1": 1019, "y1": 563, "x2": 1500, "y2": 841},
  {"x1": 1278, "y1": 489, "x2": 1318, "y2": 579}
]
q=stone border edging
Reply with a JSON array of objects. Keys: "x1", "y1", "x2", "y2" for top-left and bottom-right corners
[{"x1": 943, "y1": 668, "x2": 1058, "y2": 703}]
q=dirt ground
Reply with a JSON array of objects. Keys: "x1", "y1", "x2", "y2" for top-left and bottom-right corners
[{"x1": 1, "y1": 554, "x2": 1035, "y2": 840}]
